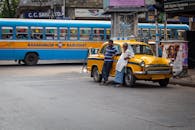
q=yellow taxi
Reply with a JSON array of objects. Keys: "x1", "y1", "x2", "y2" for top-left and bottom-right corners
[{"x1": 87, "y1": 40, "x2": 173, "y2": 87}]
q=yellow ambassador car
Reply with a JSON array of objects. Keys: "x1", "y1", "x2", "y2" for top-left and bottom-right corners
[{"x1": 87, "y1": 40, "x2": 173, "y2": 87}]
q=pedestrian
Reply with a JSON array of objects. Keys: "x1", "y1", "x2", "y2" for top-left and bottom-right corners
[
  {"x1": 101, "y1": 39, "x2": 117, "y2": 84},
  {"x1": 158, "y1": 43, "x2": 163, "y2": 57},
  {"x1": 114, "y1": 43, "x2": 134, "y2": 87}
]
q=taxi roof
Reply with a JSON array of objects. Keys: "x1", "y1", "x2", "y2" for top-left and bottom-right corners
[{"x1": 104, "y1": 39, "x2": 148, "y2": 46}]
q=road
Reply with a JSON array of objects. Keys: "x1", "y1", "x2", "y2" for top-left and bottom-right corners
[{"x1": 0, "y1": 62, "x2": 195, "y2": 130}]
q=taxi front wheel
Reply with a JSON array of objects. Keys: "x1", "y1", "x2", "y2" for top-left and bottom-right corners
[
  {"x1": 124, "y1": 68, "x2": 135, "y2": 87},
  {"x1": 92, "y1": 67, "x2": 102, "y2": 82},
  {"x1": 159, "y1": 78, "x2": 169, "y2": 87}
]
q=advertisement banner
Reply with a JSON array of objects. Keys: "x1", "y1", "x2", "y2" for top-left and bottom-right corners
[
  {"x1": 109, "y1": 0, "x2": 145, "y2": 7},
  {"x1": 162, "y1": 42, "x2": 188, "y2": 75},
  {"x1": 75, "y1": 9, "x2": 108, "y2": 18}
]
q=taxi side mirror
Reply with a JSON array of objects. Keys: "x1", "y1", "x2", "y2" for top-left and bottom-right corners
[{"x1": 89, "y1": 48, "x2": 99, "y2": 55}]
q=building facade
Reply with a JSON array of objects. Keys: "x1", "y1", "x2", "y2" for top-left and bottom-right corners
[{"x1": 17, "y1": 0, "x2": 109, "y2": 20}]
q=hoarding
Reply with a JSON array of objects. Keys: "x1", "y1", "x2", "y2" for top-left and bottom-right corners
[
  {"x1": 75, "y1": 9, "x2": 107, "y2": 18},
  {"x1": 109, "y1": 0, "x2": 145, "y2": 7},
  {"x1": 164, "y1": 0, "x2": 195, "y2": 12},
  {"x1": 162, "y1": 41, "x2": 188, "y2": 75},
  {"x1": 19, "y1": 0, "x2": 62, "y2": 7}
]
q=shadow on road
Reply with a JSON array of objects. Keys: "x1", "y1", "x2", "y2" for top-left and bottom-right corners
[
  {"x1": 0, "y1": 63, "x2": 83, "y2": 67},
  {"x1": 88, "y1": 80, "x2": 173, "y2": 89},
  {"x1": 130, "y1": 82, "x2": 173, "y2": 89}
]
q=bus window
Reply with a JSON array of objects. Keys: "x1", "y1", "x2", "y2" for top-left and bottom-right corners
[
  {"x1": 46, "y1": 27, "x2": 57, "y2": 40},
  {"x1": 31, "y1": 27, "x2": 43, "y2": 40},
  {"x1": 70, "y1": 28, "x2": 78, "y2": 40},
  {"x1": 150, "y1": 29, "x2": 156, "y2": 40},
  {"x1": 142, "y1": 29, "x2": 149, "y2": 37},
  {"x1": 93, "y1": 28, "x2": 104, "y2": 41},
  {"x1": 80, "y1": 28, "x2": 91, "y2": 41},
  {"x1": 167, "y1": 29, "x2": 175, "y2": 40},
  {"x1": 60, "y1": 27, "x2": 68, "y2": 40},
  {"x1": 1, "y1": 27, "x2": 13, "y2": 39},
  {"x1": 173, "y1": 29, "x2": 178, "y2": 40},
  {"x1": 159, "y1": 29, "x2": 164, "y2": 40},
  {"x1": 166, "y1": 29, "x2": 171, "y2": 40},
  {"x1": 106, "y1": 29, "x2": 111, "y2": 40},
  {"x1": 138, "y1": 28, "x2": 143, "y2": 36},
  {"x1": 16, "y1": 26, "x2": 28, "y2": 40},
  {"x1": 178, "y1": 30, "x2": 185, "y2": 40}
]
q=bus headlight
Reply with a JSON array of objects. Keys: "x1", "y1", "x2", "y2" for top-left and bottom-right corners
[{"x1": 140, "y1": 61, "x2": 145, "y2": 67}]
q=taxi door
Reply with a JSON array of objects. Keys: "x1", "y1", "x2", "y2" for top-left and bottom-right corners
[{"x1": 97, "y1": 45, "x2": 106, "y2": 73}]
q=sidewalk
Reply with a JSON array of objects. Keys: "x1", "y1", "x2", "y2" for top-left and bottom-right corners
[{"x1": 170, "y1": 69, "x2": 195, "y2": 87}]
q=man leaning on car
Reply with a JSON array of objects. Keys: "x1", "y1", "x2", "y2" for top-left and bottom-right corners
[{"x1": 101, "y1": 39, "x2": 117, "y2": 84}]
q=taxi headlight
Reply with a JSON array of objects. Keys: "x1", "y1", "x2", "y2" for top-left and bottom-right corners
[
  {"x1": 169, "y1": 61, "x2": 174, "y2": 67},
  {"x1": 140, "y1": 61, "x2": 145, "y2": 67}
]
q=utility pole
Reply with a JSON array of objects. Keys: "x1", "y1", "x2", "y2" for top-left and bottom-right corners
[
  {"x1": 63, "y1": 0, "x2": 66, "y2": 18},
  {"x1": 155, "y1": 8, "x2": 159, "y2": 57},
  {"x1": 154, "y1": 0, "x2": 164, "y2": 56},
  {"x1": 164, "y1": 12, "x2": 167, "y2": 40}
]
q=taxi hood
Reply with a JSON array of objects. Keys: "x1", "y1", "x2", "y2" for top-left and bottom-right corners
[{"x1": 134, "y1": 55, "x2": 170, "y2": 65}]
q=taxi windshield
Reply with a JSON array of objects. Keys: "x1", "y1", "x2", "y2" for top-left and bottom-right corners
[{"x1": 131, "y1": 44, "x2": 153, "y2": 55}]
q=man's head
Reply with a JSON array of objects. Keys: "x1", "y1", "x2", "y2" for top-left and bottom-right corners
[
  {"x1": 108, "y1": 39, "x2": 113, "y2": 46},
  {"x1": 122, "y1": 43, "x2": 128, "y2": 51}
]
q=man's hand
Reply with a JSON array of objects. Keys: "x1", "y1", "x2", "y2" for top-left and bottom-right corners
[{"x1": 124, "y1": 57, "x2": 130, "y2": 60}]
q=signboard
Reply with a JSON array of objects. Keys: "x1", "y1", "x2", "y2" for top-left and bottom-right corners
[
  {"x1": 109, "y1": 0, "x2": 145, "y2": 7},
  {"x1": 75, "y1": 9, "x2": 109, "y2": 18},
  {"x1": 164, "y1": 0, "x2": 195, "y2": 12},
  {"x1": 19, "y1": 0, "x2": 62, "y2": 6},
  {"x1": 24, "y1": 11, "x2": 63, "y2": 19}
]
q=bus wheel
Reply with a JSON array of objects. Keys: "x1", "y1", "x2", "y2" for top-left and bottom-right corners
[
  {"x1": 159, "y1": 78, "x2": 169, "y2": 87},
  {"x1": 92, "y1": 66, "x2": 102, "y2": 82},
  {"x1": 24, "y1": 53, "x2": 38, "y2": 65},
  {"x1": 124, "y1": 68, "x2": 135, "y2": 87}
]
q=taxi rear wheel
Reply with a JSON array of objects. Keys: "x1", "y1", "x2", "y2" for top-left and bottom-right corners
[
  {"x1": 159, "y1": 78, "x2": 169, "y2": 87},
  {"x1": 92, "y1": 67, "x2": 102, "y2": 82},
  {"x1": 124, "y1": 68, "x2": 135, "y2": 87}
]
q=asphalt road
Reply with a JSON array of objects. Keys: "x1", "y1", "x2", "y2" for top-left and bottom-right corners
[{"x1": 0, "y1": 62, "x2": 195, "y2": 130}]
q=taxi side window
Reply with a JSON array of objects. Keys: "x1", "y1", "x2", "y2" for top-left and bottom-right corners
[
  {"x1": 143, "y1": 46, "x2": 153, "y2": 55},
  {"x1": 100, "y1": 44, "x2": 121, "y2": 54},
  {"x1": 100, "y1": 45, "x2": 107, "y2": 54},
  {"x1": 114, "y1": 45, "x2": 121, "y2": 54}
]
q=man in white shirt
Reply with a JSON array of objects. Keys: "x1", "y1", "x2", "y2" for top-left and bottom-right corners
[{"x1": 114, "y1": 43, "x2": 134, "y2": 87}]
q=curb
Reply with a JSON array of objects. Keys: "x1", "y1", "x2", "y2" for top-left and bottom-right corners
[{"x1": 169, "y1": 79, "x2": 195, "y2": 87}]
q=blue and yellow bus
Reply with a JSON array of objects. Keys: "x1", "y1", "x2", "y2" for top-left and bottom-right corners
[
  {"x1": 0, "y1": 18, "x2": 111, "y2": 65},
  {"x1": 0, "y1": 18, "x2": 189, "y2": 65},
  {"x1": 137, "y1": 23, "x2": 189, "y2": 41}
]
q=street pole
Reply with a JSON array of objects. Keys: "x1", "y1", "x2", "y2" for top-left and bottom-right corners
[
  {"x1": 50, "y1": 4, "x2": 53, "y2": 19},
  {"x1": 155, "y1": 9, "x2": 159, "y2": 57},
  {"x1": 63, "y1": 0, "x2": 66, "y2": 18},
  {"x1": 189, "y1": 17, "x2": 193, "y2": 31},
  {"x1": 164, "y1": 12, "x2": 167, "y2": 40},
  {"x1": 133, "y1": 12, "x2": 138, "y2": 37}
]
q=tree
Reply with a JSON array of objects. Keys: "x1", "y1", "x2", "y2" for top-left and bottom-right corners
[{"x1": 0, "y1": 0, "x2": 19, "y2": 18}]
